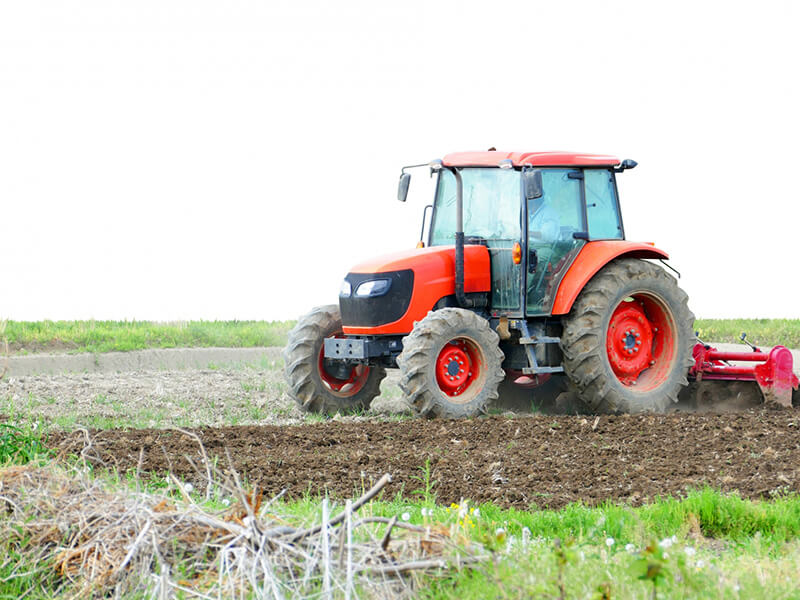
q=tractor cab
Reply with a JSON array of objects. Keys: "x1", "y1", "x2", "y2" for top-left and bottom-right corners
[{"x1": 426, "y1": 160, "x2": 626, "y2": 318}]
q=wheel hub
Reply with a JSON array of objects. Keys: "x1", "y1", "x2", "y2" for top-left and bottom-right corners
[
  {"x1": 606, "y1": 301, "x2": 655, "y2": 385},
  {"x1": 436, "y1": 340, "x2": 479, "y2": 397}
]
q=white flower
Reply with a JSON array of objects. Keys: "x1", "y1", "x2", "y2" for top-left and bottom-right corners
[
  {"x1": 659, "y1": 535, "x2": 677, "y2": 549},
  {"x1": 401, "y1": 512, "x2": 410, "y2": 522},
  {"x1": 684, "y1": 546, "x2": 696, "y2": 557},
  {"x1": 625, "y1": 543, "x2": 636, "y2": 553},
  {"x1": 695, "y1": 559, "x2": 705, "y2": 569},
  {"x1": 221, "y1": 498, "x2": 231, "y2": 507},
  {"x1": 184, "y1": 483, "x2": 194, "y2": 493},
  {"x1": 605, "y1": 537, "x2": 615, "y2": 547},
  {"x1": 473, "y1": 508, "x2": 480, "y2": 517}
]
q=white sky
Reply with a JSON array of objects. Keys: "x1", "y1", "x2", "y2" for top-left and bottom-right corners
[{"x1": 1, "y1": 0, "x2": 798, "y2": 321}]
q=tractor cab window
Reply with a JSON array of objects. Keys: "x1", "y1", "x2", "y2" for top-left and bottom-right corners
[
  {"x1": 430, "y1": 168, "x2": 521, "y2": 245},
  {"x1": 585, "y1": 169, "x2": 623, "y2": 239},
  {"x1": 431, "y1": 168, "x2": 523, "y2": 311}
]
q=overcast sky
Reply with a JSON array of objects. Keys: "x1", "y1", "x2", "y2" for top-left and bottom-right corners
[{"x1": 2, "y1": 0, "x2": 798, "y2": 321}]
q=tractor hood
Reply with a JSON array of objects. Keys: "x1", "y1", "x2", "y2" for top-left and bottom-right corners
[
  {"x1": 349, "y1": 245, "x2": 487, "y2": 281},
  {"x1": 342, "y1": 245, "x2": 491, "y2": 335}
]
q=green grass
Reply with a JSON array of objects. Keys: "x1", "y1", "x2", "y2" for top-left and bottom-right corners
[
  {"x1": 363, "y1": 489, "x2": 800, "y2": 599},
  {"x1": 0, "y1": 423, "x2": 50, "y2": 464},
  {"x1": 5, "y1": 319, "x2": 295, "y2": 354},
  {"x1": 693, "y1": 318, "x2": 800, "y2": 349}
]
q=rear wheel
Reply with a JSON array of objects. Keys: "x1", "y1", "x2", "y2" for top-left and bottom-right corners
[
  {"x1": 560, "y1": 258, "x2": 695, "y2": 413},
  {"x1": 398, "y1": 308, "x2": 504, "y2": 418},
  {"x1": 283, "y1": 305, "x2": 386, "y2": 415}
]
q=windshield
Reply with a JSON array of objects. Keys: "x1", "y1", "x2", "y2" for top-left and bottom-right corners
[{"x1": 430, "y1": 168, "x2": 521, "y2": 245}]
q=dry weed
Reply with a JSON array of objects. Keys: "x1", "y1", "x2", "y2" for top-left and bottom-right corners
[{"x1": 0, "y1": 457, "x2": 487, "y2": 599}]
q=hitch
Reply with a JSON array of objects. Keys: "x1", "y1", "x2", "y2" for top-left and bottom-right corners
[{"x1": 689, "y1": 340, "x2": 799, "y2": 408}]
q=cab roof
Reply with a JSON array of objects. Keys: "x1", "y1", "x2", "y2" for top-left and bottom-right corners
[{"x1": 442, "y1": 151, "x2": 621, "y2": 168}]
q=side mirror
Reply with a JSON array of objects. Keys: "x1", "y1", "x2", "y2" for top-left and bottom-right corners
[
  {"x1": 523, "y1": 169, "x2": 543, "y2": 199},
  {"x1": 397, "y1": 172, "x2": 411, "y2": 202}
]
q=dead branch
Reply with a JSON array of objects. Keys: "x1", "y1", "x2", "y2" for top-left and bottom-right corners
[{"x1": 286, "y1": 473, "x2": 392, "y2": 543}]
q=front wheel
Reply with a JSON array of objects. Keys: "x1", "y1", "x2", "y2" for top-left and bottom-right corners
[
  {"x1": 283, "y1": 305, "x2": 386, "y2": 415},
  {"x1": 397, "y1": 308, "x2": 505, "y2": 418},
  {"x1": 560, "y1": 258, "x2": 695, "y2": 413}
]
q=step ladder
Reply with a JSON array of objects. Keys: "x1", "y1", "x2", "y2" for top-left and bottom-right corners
[{"x1": 513, "y1": 320, "x2": 564, "y2": 376}]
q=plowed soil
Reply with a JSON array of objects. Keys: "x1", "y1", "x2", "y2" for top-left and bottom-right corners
[{"x1": 49, "y1": 410, "x2": 800, "y2": 509}]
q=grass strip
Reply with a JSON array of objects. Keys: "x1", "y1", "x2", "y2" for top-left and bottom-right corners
[
  {"x1": 693, "y1": 318, "x2": 800, "y2": 349},
  {"x1": 5, "y1": 319, "x2": 294, "y2": 354},
  {"x1": 5, "y1": 318, "x2": 800, "y2": 356}
]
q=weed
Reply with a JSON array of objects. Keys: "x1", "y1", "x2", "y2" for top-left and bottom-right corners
[
  {"x1": 0, "y1": 423, "x2": 49, "y2": 464},
  {"x1": 411, "y1": 458, "x2": 438, "y2": 504}
]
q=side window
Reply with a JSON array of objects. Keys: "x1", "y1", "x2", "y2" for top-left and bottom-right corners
[
  {"x1": 528, "y1": 169, "x2": 583, "y2": 242},
  {"x1": 585, "y1": 169, "x2": 623, "y2": 240}
]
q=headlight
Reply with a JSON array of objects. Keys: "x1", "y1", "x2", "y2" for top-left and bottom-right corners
[
  {"x1": 339, "y1": 280, "x2": 352, "y2": 297},
  {"x1": 354, "y1": 279, "x2": 391, "y2": 297}
]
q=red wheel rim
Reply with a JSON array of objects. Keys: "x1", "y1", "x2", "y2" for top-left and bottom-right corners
[
  {"x1": 317, "y1": 339, "x2": 370, "y2": 398},
  {"x1": 435, "y1": 337, "x2": 484, "y2": 401},
  {"x1": 606, "y1": 293, "x2": 676, "y2": 390}
]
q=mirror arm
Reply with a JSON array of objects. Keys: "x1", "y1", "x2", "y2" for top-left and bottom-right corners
[{"x1": 401, "y1": 163, "x2": 429, "y2": 174}]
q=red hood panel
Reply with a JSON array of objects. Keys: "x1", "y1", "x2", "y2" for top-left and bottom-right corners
[{"x1": 343, "y1": 245, "x2": 491, "y2": 335}]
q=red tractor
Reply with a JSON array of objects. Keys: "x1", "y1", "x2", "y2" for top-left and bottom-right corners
[{"x1": 284, "y1": 151, "x2": 797, "y2": 416}]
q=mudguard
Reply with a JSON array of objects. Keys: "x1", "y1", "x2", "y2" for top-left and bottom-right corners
[{"x1": 551, "y1": 241, "x2": 669, "y2": 315}]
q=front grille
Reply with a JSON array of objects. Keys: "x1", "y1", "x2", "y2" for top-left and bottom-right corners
[{"x1": 339, "y1": 270, "x2": 414, "y2": 328}]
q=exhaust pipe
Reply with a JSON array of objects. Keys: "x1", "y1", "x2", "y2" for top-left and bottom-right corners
[{"x1": 446, "y1": 166, "x2": 485, "y2": 309}]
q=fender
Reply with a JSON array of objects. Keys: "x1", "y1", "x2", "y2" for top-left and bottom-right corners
[
  {"x1": 342, "y1": 245, "x2": 491, "y2": 335},
  {"x1": 551, "y1": 241, "x2": 669, "y2": 315}
]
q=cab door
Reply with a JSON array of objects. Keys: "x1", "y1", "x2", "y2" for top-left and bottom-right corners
[{"x1": 525, "y1": 168, "x2": 586, "y2": 315}]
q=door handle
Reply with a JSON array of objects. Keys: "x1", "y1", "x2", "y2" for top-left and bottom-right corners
[{"x1": 528, "y1": 248, "x2": 538, "y2": 273}]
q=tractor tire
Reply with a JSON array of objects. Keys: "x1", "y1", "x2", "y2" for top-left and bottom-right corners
[
  {"x1": 283, "y1": 305, "x2": 386, "y2": 415},
  {"x1": 560, "y1": 258, "x2": 695, "y2": 413},
  {"x1": 397, "y1": 308, "x2": 505, "y2": 418}
]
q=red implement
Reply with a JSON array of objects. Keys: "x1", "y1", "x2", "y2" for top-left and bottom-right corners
[{"x1": 690, "y1": 343, "x2": 799, "y2": 408}]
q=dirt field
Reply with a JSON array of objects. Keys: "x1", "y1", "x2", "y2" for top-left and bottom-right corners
[
  {"x1": 6, "y1": 347, "x2": 798, "y2": 510},
  {"x1": 49, "y1": 410, "x2": 800, "y2": 509}
]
